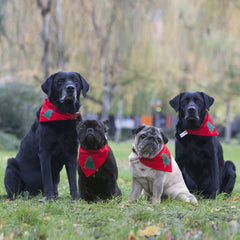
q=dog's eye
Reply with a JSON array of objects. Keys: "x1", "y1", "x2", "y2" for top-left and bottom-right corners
[
  {"x1": 140, "y1": 134, "x2": 146, "y2": 139},
  {"x1": 182, "y1": 98, "x2": 189, "y2": 105},
  {"x1": 157, "y1": 137, "x2": 162, "y2": 143},
  {"x1": 194, "y1": 98, "x2": 201, "y2": 104},
  {"x1": 57, "y1": 79, "x2": 64, "y2": 84},
  {"x1": 73, "y1": 78, "x2": 79, "y2": 84}
]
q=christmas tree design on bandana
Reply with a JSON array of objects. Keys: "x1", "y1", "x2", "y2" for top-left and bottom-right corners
[
  {"x1": 78, "y1": 144, "x2": 109, "y2": 177},
  {"x1": 139, "y1": 144, "x2": 172, "y2": 172},
  {"x1": 162, "y1": 153, "x2": 171, "y2": 168},
  {"x1": 84, "y1": 156, "x2": 95, "y2": 169},
  {"x1": 42, "y1": 109, "x2": 53, "y2": 120},
  {"x1": 39, "y1": 98, "x2": 79, "y2": 122},
  {"x1": 207, "y1": 121, "x2": 215, "y2": 134}
]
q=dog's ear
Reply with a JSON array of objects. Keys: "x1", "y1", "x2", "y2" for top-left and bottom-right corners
[
  {"x1": 200, "y1": 92, "x2": 214, "y2": 110},
  {"x1": 169, "y1": 93, "x2": 182, "y2": 112},
  {"x1": 159, "y1": 129, "x2": 168, "y2": 144},
  {"x1": 103, "y1": 120, "x2": 109, "y2": 132},
  {"x1": 76, "y1": 73, "x2": 90, "y2": 97},
  {"x1": 41, "y1": 73, "x2": 56, "y2": 97},
  {"x1": 132, "y1": 125, "x2": 146, "y2": 135}
]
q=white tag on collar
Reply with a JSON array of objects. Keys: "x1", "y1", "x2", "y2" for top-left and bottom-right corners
[{"x1": 179, "y1": 130, "x2": 188, "y2": 138}]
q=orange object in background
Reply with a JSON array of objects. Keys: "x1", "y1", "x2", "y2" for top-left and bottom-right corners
[
  {"x1": 141, "y1": 115, "x2": 153, "y2": 126},
  {"x1": 166, "y1": 115, "x2": 171, "y2": 129}
]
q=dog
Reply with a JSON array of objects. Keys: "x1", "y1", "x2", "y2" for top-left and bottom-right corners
[
  {"x1": 76, "y1": 119, "x2": 122, "y2": 202},
  {"x1": 128, "y1": 125, "x2": 197, "y2": 204},
  {"x1": 4, "y1": 71, "x2": 89, "y2": 200},
  {"x1": 169, "y1": 91, "x2": 236, "y2": 199}
]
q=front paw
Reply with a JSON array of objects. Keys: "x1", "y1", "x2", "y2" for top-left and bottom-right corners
[{"x1": 71, "y1": 192, "x2": 79, "y2": 200}]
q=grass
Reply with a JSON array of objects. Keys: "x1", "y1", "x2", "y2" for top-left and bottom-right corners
[{"x1": 0, "y1": 141, "x2": 240, "y2": 239}]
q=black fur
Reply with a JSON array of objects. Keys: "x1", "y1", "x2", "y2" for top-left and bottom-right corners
[
  {"x1": 169, "y1": 91, "x2": 236, "y2": 199},
  {"x1": 76, "y1": 120, "x2": 122, "y2": 202},
  {"x1": 4, "y1": 71, "x2": 89, "y2": 200}
]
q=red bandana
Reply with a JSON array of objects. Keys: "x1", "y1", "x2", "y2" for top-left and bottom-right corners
[
  {"x1": 179, "y1": 113, "x2": 219, "y2": 138},
  {"x1": 139, "y1": 144, "x2": 172, "y2": 172},
  {"x1": 78, "y1": 144, "x2": 109, "y2": 177},
  {"x1": 39, "y1": 98, "x2": 79, "y2": 122}
]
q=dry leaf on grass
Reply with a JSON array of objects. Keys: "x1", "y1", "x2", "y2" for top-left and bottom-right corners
[
  {"x1": 137, "y1": 223, "x2": 163, "y2": 237},
  {"x1": 128, "y1": 230, "x2": 139, "y2": 240}
]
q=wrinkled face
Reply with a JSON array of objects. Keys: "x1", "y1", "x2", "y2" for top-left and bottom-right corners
[
  {"x1": 169, "y1": 91, "x2": 214, "y2": 130},
  {"x1": 76, "y1": 120, "x2": 108, "y2": 150},
  {"x1": 134, "y1": 126, "x2": 167, "y2": 159}
]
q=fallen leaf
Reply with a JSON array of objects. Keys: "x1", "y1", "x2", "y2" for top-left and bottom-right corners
[
  {"x1": 39, "y1": 234, "x2": 47, "y2": 240},
  {"x1": 22, "y1": 223, "x2": 30, "y2": 227},
  {"x1": 137, "y1": 224, "x2": 162, "y2": 237},
  {"x1": 128, "y1": 230, "x2": 139, "y2": 240},
  {"x1": 43, "y1": 216, "x2": 50, "y2": 221},
  {"x1": 232, "y1": 196, "x2": 240, "y2": 201},
  {"x1": 118, "y1": 178, "x2": 125, "y2": 183},
  {"x1": 165, "y1": 230, "x2": 172, "y2": 240},
  {"x1": 5, "y1": 232, "x2": 14, "y2": 240}
]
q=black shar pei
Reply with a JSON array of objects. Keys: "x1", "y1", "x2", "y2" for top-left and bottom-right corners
[
  {"x1": 169, "y1": 91, "x2": 236, "y2": 199},
  {"x1": 4, "y1": 71, "x2": 89, "y2": 200}
]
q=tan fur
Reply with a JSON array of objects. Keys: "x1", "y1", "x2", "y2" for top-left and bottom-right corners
[{"x1": 129, "y1": 146, "x2": 197, "y2": 204}]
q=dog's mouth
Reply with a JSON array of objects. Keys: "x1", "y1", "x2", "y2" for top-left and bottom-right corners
[
  {"x1": 84, "y1": 134, "x2": 97, "y2": 148},
  {"x1": 139, "y1": 143, "x2": 158, "y2": 159},
  {"x1": 185, "y1": 116, "x2": 199, "y2": 121},
  {"x1": 60, "y1": 96, "x2": 76, "y2": 103}
]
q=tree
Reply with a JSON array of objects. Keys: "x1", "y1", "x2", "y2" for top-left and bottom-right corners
[{"x1": 37, "y1": 0, "x2": 53, "y2": 80}]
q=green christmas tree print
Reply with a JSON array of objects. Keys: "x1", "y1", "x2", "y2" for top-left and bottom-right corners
[
  {"x1": 162, "y1": 154, "x2": 170, "y2": 168},
  {"x1": 207, "y1": 122, "x2": 215, "y2": 133},
  {"x1": 84, "y1": 156, "x2": 95, "y2": 169},
  {"x1": 43, "y1": 109, "x2": 53, "y2": 120}
]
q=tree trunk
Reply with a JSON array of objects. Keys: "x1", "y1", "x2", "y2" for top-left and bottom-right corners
[
  {"x1": 224, "y1": 99, "x2": 231, "y2": 143},
  {"x1": 43, "y1": 13, "x2": 50, "y2": 79},
  {"x1": 56, "y1": 0, "x2": 64, "y2": 70},
  {"x1": 115, "y1": 93, "x2": 123, "y2": 142},
  {"x1": 37, "y1": 0, "x2": 52, "y2": 79},
  {"x1": 101, "y1": 58, "x2": 115, "y2": 120}
]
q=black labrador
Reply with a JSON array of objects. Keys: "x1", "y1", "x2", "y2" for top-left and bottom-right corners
[
  {"x1": 169, "y1": 91, "x2": 236, "y2": 199},
  {"x1": 4, "y1": 71, "x2": 89, "y2": 200}
]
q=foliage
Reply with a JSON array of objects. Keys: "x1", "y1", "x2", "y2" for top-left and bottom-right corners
[
  {"x1": 0, "y1": 81, "x2": 42, "y2": 138},
  {"x1": 0, "y1": 0, "x2": 240, "y2": 120},
  {"x1": 1, "y1": 141, "x2": 240, "y2": 239},
  {"x1": 0, "y1": 131, "x2": 20, "y2": 150}
]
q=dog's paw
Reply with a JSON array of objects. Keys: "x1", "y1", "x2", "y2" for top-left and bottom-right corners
[{"x1": 71, "y1": 192, "x2": 79, "y2": 200}]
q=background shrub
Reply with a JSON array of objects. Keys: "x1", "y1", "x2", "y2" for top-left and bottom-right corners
[
  {"x1": 0, "y1": 81, "x2": 42, "y2": 139},
  {"x1": 0, "y1": 131, "x2": 20, "y2": 150}
]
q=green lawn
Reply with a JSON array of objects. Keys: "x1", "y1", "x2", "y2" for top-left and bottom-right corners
[{"x1": 0, "y1": 141, "x2": 240, "y2": 239}]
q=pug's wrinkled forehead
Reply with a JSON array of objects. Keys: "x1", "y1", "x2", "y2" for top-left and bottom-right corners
[{"x1": 133, "y1": 125, "x2": 168, "y2": 145}]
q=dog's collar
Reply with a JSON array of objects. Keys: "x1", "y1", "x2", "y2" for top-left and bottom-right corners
[
  {"x1": 138, "y1": 144, "x2": 172, "y2": 172},
  {"x1": 179, "y1": 112, "x2": 219, "y2": 138},
  {"x1": 78, "y1": 144, "x2": 109, "y2": 177},
  {"x1": 39, "y1": 98, "x2": 79, "y2": 122}
]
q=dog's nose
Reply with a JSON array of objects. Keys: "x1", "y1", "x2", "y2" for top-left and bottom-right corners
[
  {"x1": 188, "y1": 107, "x2": 196, "y2": 114},
  {"x1": 66, "y1": 84, "x2": 75, "y2": 92},
  {"x1": 87, "y1": 128, "x2": 94, "y2": 135}
]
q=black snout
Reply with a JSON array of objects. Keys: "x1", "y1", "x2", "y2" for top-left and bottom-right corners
[
  {"x1": 187, "y1": 107, "x2": 196, "y2": 115},
  {"x1": 66, "y1": 84, "x2": 75, "y2": 93},
  {"x1": 87, "y1": 128, "x2": 94, "y2": 135}
]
